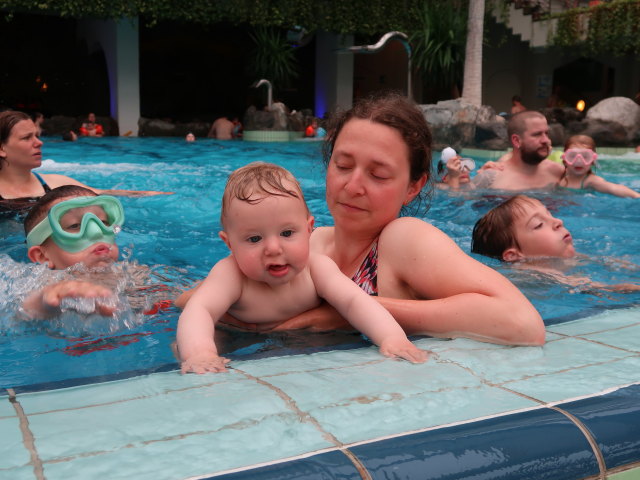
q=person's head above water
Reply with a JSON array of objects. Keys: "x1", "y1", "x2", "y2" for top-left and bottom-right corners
[
  {"x1": 507, "y1": 111, "x2": 551, "y2": 166},
  {"x1": 322, "y1": 92, "x2": 433, "y2": 215},
  {"x1": 24, "y1": 185, "x2": 124, "y2": 269},
  {"x1": 471, "y1": 195, "x2": 575, "y2": 261},
  {"x1": 218, "y1": 162, "x2": 313, "y2": 285},
  {"x1": 0, "y1": 110, "x2": 41, "y2": 171}
]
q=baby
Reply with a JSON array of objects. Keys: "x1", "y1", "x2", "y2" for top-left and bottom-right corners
[
  {"x1": 471, "y1": 195, "x2": 639, "y2": 292},
  {"x1": 177, "y1": 162, "x2": 427, "y2": 374},
  {"x1": 559, "y1": 135, "x2": 639, "y2": 198}
]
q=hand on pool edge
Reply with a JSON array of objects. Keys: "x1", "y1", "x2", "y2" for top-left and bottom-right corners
[
  {"x1": 180, "y1": 354, "x2": 231, "y2": 374},
  {"x1": 379, "y1": 337, "x2": 429, "y2": 364}
]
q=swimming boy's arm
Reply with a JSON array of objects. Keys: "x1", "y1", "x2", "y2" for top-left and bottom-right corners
[
  {"x1": 22, "y1": 280, "x2": 116, "y2": 319},
  {"x1": 176, "y1": 257, "x2": 241, "y2": 374},
  {"x1": 309, "y1": 254, "x2": 427, "y2": 363},
  {"x1": 374, "y1": 217, "x2": 545, "y2": 346},
  {"x1": 587, "y1": 176, "x2": 640, "y2": 198}
]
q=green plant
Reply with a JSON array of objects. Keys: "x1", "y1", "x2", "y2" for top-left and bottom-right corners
[
  {"x1": 410, "y1": 0, "x2": 468, "y2": 87},
  {"x1": 247, "y1": 26, "x2": 298, "y2": 88}
]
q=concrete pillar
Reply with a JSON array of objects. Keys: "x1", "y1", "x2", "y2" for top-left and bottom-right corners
[
  {"x1": 77, "y1": 18, "x2": 140, "y2": 136},
  {"x1": 314, "y1": 32, "x2": 353, "y2": 117}
]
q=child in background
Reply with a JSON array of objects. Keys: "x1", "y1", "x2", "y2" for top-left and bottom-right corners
[
  {"x1": 436, "y1": 147, "x2": 476, "y2": 190},
  {"x1": 177, "y1": 162, "x2": 428, "y2": 374},
  {"x1": 471, "y1": 195, "x2": 639, "y2": 292},
  {"x1": 560, "y1": 135, "x2": 640, "y2": 198}
]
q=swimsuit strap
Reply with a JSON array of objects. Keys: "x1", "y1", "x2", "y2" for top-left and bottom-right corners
[
  {"x1": 33, "y1": 171, "x2": 52, "y2": 192},
  {"x1": 351, "y1": 240, "x2": 378, "y2": 296}
]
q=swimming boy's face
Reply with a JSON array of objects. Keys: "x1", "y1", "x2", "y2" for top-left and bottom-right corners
[
  {"x1": 505, "y1": 199, "x2": 576, "y2": 261},
  {"x1": 219, "y1": 186, "x2": 313, "y2": 286},
  {"x1": 27, "y1": 197, "x2": 120, "y2": 269}
]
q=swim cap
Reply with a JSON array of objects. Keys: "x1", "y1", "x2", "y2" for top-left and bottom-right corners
[
  {"x1": 441, "y1": 147, "x2": 457, "y2": 162},
  {"x1": 26, "y1": 196, "x2": 124, "y2": 253}
]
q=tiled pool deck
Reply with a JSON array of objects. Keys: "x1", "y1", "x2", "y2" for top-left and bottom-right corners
[{"x1": 1, "y1": 307, "x2": 639, "y2": 480}]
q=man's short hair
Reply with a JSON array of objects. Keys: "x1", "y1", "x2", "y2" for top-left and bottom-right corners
[{"x1": 507, "y1": 111, "x2": 546, "y2": 138}]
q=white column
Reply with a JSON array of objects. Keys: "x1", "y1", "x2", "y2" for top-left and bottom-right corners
[
  {"x1": 77, "y1": 18, "x2": 140, "y2": 136},
  {"x1": 314, "y1": 32, "x2": 354, "y2": 117}
]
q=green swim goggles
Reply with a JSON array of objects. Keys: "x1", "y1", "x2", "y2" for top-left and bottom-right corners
[{"x1": 26, "y1": 196, "x2": 125, "y2": 253}]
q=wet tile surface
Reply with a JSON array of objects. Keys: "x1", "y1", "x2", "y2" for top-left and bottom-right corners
[{"x1": 2, "y1": 307, "x2": 639, "y2": 479}]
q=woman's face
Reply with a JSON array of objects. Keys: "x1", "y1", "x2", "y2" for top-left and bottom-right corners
[
  {"x1": 326, "y1": 118, "x2": 425, "y2": 233},
  {"x1": 0, "y1": 119, "x2": 43, "y2": 169}
]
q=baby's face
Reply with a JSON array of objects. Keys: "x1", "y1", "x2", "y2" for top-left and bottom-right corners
[
  {"x1": 511, "y1": 200, "x2": 576, "y2": 259},
  {"x1": 221, "y1": 188, "x2": 313, "y2": 286}
]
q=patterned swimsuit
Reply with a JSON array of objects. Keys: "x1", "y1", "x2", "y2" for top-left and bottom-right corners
[{"x1": 351, "y1": 241, "x2": 378, "y2": 296}]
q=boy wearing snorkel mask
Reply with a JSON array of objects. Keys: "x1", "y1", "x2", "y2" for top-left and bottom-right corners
[
  {"x1": 559, "y1": 135, "x2": 640, "y2": 198},
  {"x1": 20, "y1": 185, "x2": 125, "y2": 317}
]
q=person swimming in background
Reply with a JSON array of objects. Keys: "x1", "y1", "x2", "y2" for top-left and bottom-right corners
[
  {"x1": 185, "y1": 132, "x2": 196, "y2": 142},
  {"x1": 471, "y1": 195, "x2": 640, "y2": 293},
  {"x1": 79, "y1": 112, "x2": 104, "y2": 137},
  {"x1": 436, "y1": 147, "x2": 476, "y2": 191},
  {"x1": 0, "y1": 110, "x2": 172, "y2": 217},
  {"x1": 176, "y1": 162, "x2": 428, "y2": 374},
  {"x1": 559, "y1": 134, "x2": 640, "y2": 198}
]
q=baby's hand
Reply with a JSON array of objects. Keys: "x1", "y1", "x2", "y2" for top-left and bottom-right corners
[
  {"x1": 379, "y1": 337, "x2": 428, "y2": 364},
  {"x1": 446, "y1": 155, "x2": 462, "y2": 178},
  {"x1": 180, "y1": 354, "x2": 230, "y2": 374}
]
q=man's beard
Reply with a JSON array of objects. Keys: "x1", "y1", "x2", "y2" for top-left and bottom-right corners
[{"x1": 520, "y1": 145, "x2": 548, "y2": 165}]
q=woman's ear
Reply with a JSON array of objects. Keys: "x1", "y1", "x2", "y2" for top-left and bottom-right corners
[
  {"x1": 27, "y1": 246, "x2": 54, "y2": 268},
  {"x1": 405, "y1": 174, "x2": 428, "y2": 204},
  {"x1": 218, "y1": 231, "x2": 231, "y2": 250},
  {"x1": 502, "y1": 247, "x2": 524, "y2": 262}
]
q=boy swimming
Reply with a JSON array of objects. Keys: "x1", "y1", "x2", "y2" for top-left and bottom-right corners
[
  {"x1": 177, "y1": 162, "x2": 428, "y2": 374},
  {"x1": 471, "y1": 195, "x2": 639, "y2": 292}
]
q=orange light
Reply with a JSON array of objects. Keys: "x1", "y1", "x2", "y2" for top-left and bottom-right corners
[
  {"x1": 576, "y1": 100, "x2": 585, "y2": 111},
  {"x1": 40, "y1": 82, "x2": 48, "y2": 93}
]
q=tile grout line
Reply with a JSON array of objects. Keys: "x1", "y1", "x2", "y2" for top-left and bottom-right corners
[
  {"x1": 233, "y1": 367, "x2": 372, "y2": 480},
  {"x1": 548, "y1": 406, "x2": 607, "y2": 480},
  {"x1": 7, "y1": 388, "x2": 45, "y2": 480}
]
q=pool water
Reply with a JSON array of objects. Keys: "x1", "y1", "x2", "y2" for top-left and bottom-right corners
[{"x1": 1, "y1": 137, "x2": 639, "y2": 391}]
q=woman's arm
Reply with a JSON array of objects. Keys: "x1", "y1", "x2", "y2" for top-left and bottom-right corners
[
  {"x1": 376, "y1": 217, "x2": 545, "y2": 346},
  {"x1": 41, "y1": 174, "x2": 173, "y2": 197}
]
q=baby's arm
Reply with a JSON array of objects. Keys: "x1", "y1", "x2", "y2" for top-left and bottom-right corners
[
  {"x1": 309, "y1": 254, "x2": 427, "y2": 363},
  {"x1": 176, "y1": 258, "x2": 242, "y2": 374},
  {"x1": 588, "y1": 176, "x2": 640, "y2": 198},
  {"x1": 22, "y1": 280, "x2": 115, "y2": 319}
]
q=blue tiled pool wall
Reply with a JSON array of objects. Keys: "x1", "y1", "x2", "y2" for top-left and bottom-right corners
[{"x1": 208, "y1": 384, "x2": 640, "y2": 480}]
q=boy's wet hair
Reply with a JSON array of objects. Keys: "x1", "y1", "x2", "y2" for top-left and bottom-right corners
[
  {"x1": 221, "y1": 162, "x2": 308, "y2": 226},
  {"x1": 471, "y1": 195, "x2": 539, "y2": 259},
  {"x1": 24, "y1": 185, "x2": 97, "y2": 235}
]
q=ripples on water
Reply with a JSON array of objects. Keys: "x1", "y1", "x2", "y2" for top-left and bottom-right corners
[{"x1": 1, "y1": 138, "x2": 638, "y2": 388}]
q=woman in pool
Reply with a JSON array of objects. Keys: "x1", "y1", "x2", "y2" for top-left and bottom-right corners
[
  {"x1": 0, "y1": 110, "x2": 171, "y2": 215},
  {"x1": 180, "y1": 93, "x2": 545, "y2": 346},
  {"x1": 559, "y1": 134, "x2": 639, "y2": 198}
]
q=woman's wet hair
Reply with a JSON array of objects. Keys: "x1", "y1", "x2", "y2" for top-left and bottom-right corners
[
  {"x1": 471, "y1": 195, "x2": 539, "y2": 259},
  {"x1": 323, "y1": 91, "x2": 433, "y2": 215},
  {"x1": 24, "y1": 185, "x2": 97, "y2": 235},
  {"x1": 0, "y1": 110, "x2": 31, "y2": 169}
]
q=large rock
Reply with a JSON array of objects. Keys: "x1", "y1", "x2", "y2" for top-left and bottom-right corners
[
  {"x1": 586, "y1": 97, "x2": 640, "y2": 130},
  {"x1": 421, "y1": 99, "x2": 509, "y2": 150}
]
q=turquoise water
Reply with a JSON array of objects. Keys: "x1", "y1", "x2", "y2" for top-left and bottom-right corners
[{"x1": 1, "y1": 137, "x2": 639, "y2": 390}]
